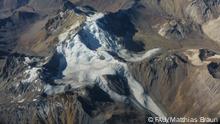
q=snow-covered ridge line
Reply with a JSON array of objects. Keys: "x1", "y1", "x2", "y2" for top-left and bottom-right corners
[{"x1": 44, "y1": 12, "x2": 165, "y2": 117}]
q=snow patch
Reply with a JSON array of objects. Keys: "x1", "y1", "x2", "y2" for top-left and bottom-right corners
[
  {"x1": 86, "y1": 13, "x2": 104, "y2": 22},
  {"x1": 24, "y1": 57, "x2": 32, "y2": 65},
  {"x1": 21, "y1": 67, "x2": 40, "y2": 84},
  {"x1": 18, "y1": 99, "x2": 25, "y2": 103},
  {"x1": 120, "y1": 48, "x2": 162, "y2": 62}
]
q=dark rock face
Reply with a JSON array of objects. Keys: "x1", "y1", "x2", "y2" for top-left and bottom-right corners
[
  {"x1": 208, "y1": 62, "x2": 220, "y2": 79},
  {"x1": 104, "y1": 74, "x2": 130, "y2": 96},
  {"x1": 97, "y1": 12, "x2": 136, "y2": 38},
  {"x1": 42, "y1": 51, "x2": 67, "y2": 83},
  {"x1": 78, "y1": 85, "x2": 114, "y2": 117},
  {"x1": 199, "y1": 49, "x2": 216, "y2": 61},
  {"x1": 78, "y1": 29, "x2": 102, "y2": 50},
  {"x1": 97, "y1": 11, "x2": 144, "y2": 52}
]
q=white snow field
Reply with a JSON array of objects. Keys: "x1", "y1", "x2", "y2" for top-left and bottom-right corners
[{"x1": 42, "y1": 12, "x2": 165, "y2": 117}]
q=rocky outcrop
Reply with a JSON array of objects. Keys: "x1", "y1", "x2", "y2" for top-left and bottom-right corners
[
  {"x1": 208, "y1": 62, "x2": 220, "y2": 79},
  {"x1": 158, "y1": 20, "x2": 189, "y2": 40},
  {"x1": 199, "y1": 49, "x2": 216, "y2": 61}
]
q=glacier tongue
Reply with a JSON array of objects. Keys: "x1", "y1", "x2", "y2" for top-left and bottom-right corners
[{"x1": 44, "y1": 13, "x2": 165, "y2": 117}]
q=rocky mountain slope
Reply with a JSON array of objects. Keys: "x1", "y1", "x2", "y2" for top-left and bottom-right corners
[{"x1": 0, "y1": 0, "x2": 220, "y2": 124}]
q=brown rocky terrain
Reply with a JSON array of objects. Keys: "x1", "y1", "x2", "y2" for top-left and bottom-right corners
[{"x1": 128, "y1": 49, "x2": 220, "y2": 118}]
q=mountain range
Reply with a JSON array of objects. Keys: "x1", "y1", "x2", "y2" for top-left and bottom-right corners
[{"x1": 0, "y1": 0, "x2": 220, "y2": 123}]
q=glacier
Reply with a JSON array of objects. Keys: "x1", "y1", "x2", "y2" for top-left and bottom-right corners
[{"x1": 42, "y1": 12, "x2": 165, "y2": 117}]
